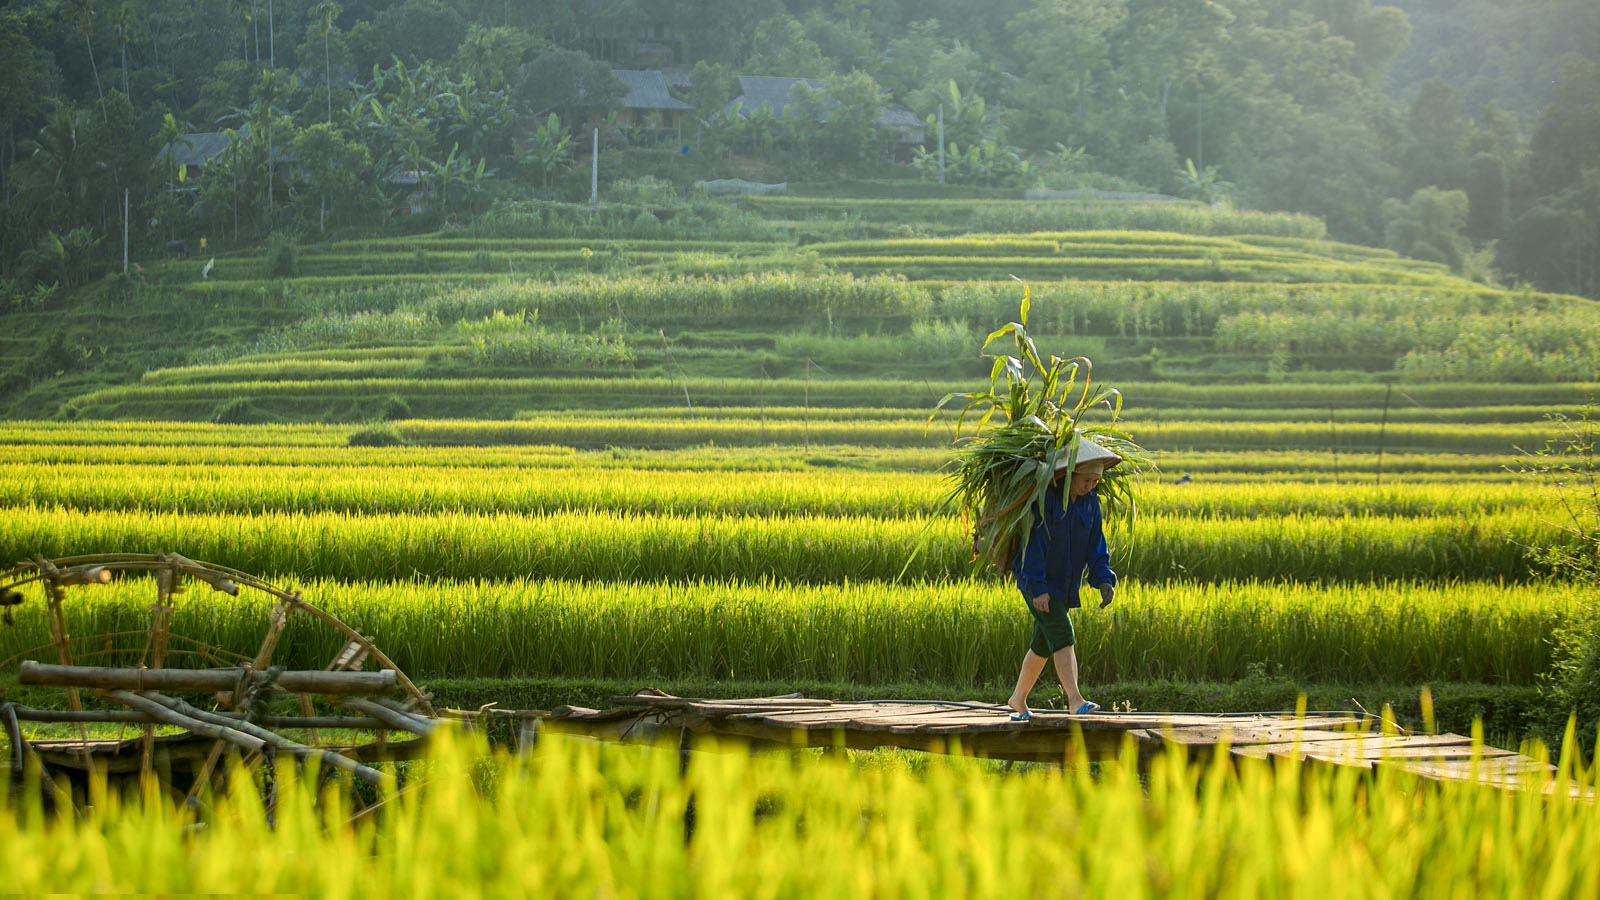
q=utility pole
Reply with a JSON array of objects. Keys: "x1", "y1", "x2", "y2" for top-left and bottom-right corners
[
  {"x1": 590, "y1": 128, "x2": 598, "y2": 205},
  {"x1": 122, "y1": 188, "x2": 129, "y2": 275},
  {"x1": 937, "y1": 103, "x2": 945, "y2": 184}
]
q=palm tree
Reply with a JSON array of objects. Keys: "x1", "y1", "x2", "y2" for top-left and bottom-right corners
[
  {"x1": 15, "y1": 105, "x2": 107, "y2": 224},
  {"x1": 311, "y1": 1, "x2": 342, "y2": 124},
  {"x1": 109, "y1": 2, "x2": 137, "y2": 102},
  {"x1": 249, "y1": 68, "x2": 291, "y2": 220},
  {"x1": 64, "y1": 0, "x2": 107, "y2": 120}
]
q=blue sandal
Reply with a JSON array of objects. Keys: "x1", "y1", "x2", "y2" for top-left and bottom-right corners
[
  {"x1": 1008, "y1": 709, "x2": 1032, "y2": 723},
  {"x1": 1073, "y1": 701, "x2": 1100, "y2": 715}
]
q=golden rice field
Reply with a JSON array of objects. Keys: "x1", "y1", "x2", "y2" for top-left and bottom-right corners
[
  {"x1": 5, "y1": 732, "x2": 1597, "y2": 898},
  {"x1": 0, "y1": 412, "x2": 1583, "y2": 688}
]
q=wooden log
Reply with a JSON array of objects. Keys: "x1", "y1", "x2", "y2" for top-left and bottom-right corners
[
  {"x1": 123, "y1": 691, "x2": 390, "y2": 785},
  {"x1": 20, "y1": 661, "x2": 397, "y2": 695}
]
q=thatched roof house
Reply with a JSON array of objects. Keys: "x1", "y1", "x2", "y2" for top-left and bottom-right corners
[
  {"x1": 614, "y1": 69, "x2": 694, "y2": 115},
  {"x1": 722, "y1": 76, "x2": 925, "y2": 145},
  {"x1": 160, "y1": 127, "x2": 292, "y2": 181}
]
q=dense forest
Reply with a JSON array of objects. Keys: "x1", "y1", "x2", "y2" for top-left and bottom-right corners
[{"x1": 1, "y1": 0, "x2": 1596, "y2": 298}]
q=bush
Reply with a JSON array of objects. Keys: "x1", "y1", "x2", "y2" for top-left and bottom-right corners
[
  {"x1": 265, "y1": 232, "x2": 299, "y2": 278},
  {"x1": 1542, "y1": 608, "x2": 1600, "y2": 758},
  {"x1": 608, "y1": 175, "x2": 678, "y2": 206},
  {"x1": 375, "y1": 394, "x2": 412, "y2": 420},
  {"x1": 347, "y1": 423, "x2": 405, "y2": 446},
  {"x1": 1527, "y1": 410, "x2": 1600, "y2": 757},
  {"x1": 211, "y1": 397, "x2": 267, "y2": 424},
  {"x1": 907, "y1": 317, "x2": 973, "y2": 360}
]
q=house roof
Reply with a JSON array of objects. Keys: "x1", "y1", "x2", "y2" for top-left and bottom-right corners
[
  {"x1": 659, "y1": 66, "x2": 693, "y2": 89},
  {"x1": 723, "y1": 76, "x2": 825, "y2": 120},
  {"x1": 165, "y1": 130, "x2": 241, "y2": 168},
  {"x1": 878, "y1": 104, "x2": 924, "y2": 129},
  {"x1": 162, "y1": 127, "x2": 292, "y2": 166},
  {"x1": 723, "y1": 76, "x2": 925, "y2": 135},
  {"x1": 614, "y1": 69, "x2": 694, "y2": 110}
]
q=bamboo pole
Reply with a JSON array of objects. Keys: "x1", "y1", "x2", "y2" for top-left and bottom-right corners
[
  {"x1": 9, "y1": 707, "x2": 390, "y2": 729},
  {"x1": 118, "y1": 691, "x2": 389, "y2": 785},
  {"x1": 336, "y1": 698, "x2": 438, "y2": 736},
  {"x1": 20, "y1": 662, "x2": 397, "y2": 694}
]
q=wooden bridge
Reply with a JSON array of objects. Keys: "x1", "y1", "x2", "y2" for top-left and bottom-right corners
[{"x1": 546, "y1": 689, "x2": 1577, "y2": 793}]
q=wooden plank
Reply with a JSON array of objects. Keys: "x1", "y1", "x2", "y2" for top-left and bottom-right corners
[
  {"x1": 548, "y1": 705, "x2": 649, "y2": 722},
  {"x1": 726, "y1": 704, "x2": 906, "y2": 724},
  {"x1": 1230, "y1": 734, "x2": 1478, "y2": 760},
  {"x1": 1386, "y1": 757, "x2": 1554, "y2": 779},
  {"x1": 529, "y1": 691, "x2": 1571, "y2": 793},
  {"x1": 613, "y1": 691, "x2": 832, "y2": 710},
  {"x1": 1149, "y1": 725, "x2": 1359, "y2": 749},
  {"x1": 770, "y1": 707, "x2": 970, "y2": 733},
  {"x1": 746, "y1": 705, "x2": 959, "y2": 725},
  {"x1": 1349, "y1": 745, "x2": 1517, "y2": 761},
  {"x1": 691, "y1": 697, "x2": 833, "y2": 708},
  {"x1": 883, "y1": 711, "x2": 1038, "y2": 729}
]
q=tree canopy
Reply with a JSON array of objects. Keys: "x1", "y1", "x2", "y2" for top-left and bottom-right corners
[{"x1": 1, "y1": 0, "x2": 1596, "y2": 297}]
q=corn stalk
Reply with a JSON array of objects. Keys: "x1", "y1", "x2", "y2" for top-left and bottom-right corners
[{"x1": 933, "y1": 280, "x2": 1149, "y2": 571}]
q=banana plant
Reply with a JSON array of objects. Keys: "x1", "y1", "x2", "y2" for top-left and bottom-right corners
[{"x1": 427, "y1": 142, "x2": 476, "y2": 216}]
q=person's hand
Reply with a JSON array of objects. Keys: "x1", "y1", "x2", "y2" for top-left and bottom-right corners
[
  {"x1": 1098, "y1": 584, "x2": 1115, "y2": 609},
  {"x1": 1032, "y1": 592, "x2": 1050, "y2": 613}
]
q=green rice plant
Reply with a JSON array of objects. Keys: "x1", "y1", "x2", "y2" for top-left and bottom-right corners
[
  {"x1": 0, "y1": 505, "x2": 1573, "y2": 584},
  {"x1": 454, "y1": 310, "x2": 636, "y2": 369},
  {"x1": 4, "y1": 729, "x2": 1596, "y2": 898},
  {"x1": 0, "y1": 420, "x2": 350, "y2": 447},
  {"x1": 0, "y1": 434, "x2": 1532, "y2": 479},
  {"x1": 824, "y1": 254, "x2": 1475, "y2": 287},
  {"x1": 0, "y1": 577, "x2": 1576, "y2": 685},
  {"x1": 59, "y1": 361, "x2": 1600, "y2": 420},
  {"x1": 0, "y1": 458, "x2": 1565, "y2": 521},
  {"x1": 144, "y1": 355, "x2": 444, "y2": 385},
  {"x1": 742, "y1": 195, "x2": 1329, "y2": 236},
  {"x1": 908, "y1": 317, "x2": 976, "y2": 360},
  {"x1": 213, "y1": 309, "x2": 443, "y2": 360},
  {"x1": 327, "y1": 238, "x2": 784, "y2": 254},
  {"x1": 929, "y1": 281, "x2": 1589, "y2": 340},
  {"x1": 411, "y1": 272, "x2": 933, "y2": 325}
]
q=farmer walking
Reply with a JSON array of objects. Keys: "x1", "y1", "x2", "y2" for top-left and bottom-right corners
[{"x1": 1004, "y1": 438, "x2": 1120, "y2": 721}]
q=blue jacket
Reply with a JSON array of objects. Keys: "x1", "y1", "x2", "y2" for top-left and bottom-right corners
[{"x1": 1011, "y1": 484, "x2": 1116, "y2": 607}]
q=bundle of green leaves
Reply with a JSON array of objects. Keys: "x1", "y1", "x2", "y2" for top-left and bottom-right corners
[{"x1": 935, "y1": 282, "x2": 1150, "y2": 572}]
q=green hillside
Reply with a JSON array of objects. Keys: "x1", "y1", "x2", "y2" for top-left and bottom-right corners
[{"x1": 6, "y1": 195, "x2": 1593, "y2": 425}]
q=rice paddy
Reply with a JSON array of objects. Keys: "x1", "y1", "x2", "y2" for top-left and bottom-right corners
[
  {"x1": 7, "y1": 732, "x2": 1597, "y2": 899},
  {"x1": 5, "y1": 195, "x2": 1598, "y2": 897}
]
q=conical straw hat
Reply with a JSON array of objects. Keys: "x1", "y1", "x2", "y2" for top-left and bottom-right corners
[{"x1": 1052, "y1": 435, "x2": 1121, "y2": 475}]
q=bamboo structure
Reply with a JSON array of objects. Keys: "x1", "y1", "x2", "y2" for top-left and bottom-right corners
[{"x1": 0, "y1": 553, "x2": 441, "y2": 793}]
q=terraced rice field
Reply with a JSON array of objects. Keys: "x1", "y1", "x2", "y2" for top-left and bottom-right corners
[
  {"x1": 5, "y1": 195, "x2": 1597, "y2": 750},
  {"x1": 0, "y1": 412, "x2": 1585, "y2": 692}
]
